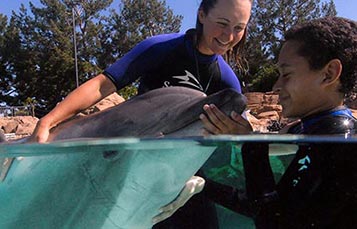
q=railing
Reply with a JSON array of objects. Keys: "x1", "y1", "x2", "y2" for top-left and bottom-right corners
[{"x1": 0, "y1": 105, "x2": 35, "y2": 117}]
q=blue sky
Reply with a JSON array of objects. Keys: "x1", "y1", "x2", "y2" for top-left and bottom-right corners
[{"x1": 0, "y1": 0, "x2": 356, "y2": 33}]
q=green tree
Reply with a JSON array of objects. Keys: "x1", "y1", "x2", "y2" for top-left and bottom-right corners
[
  {"x1": 0, "y1": 14, "x2": 12, "y2": 104},
  {"x1": 2, "y1": 7, "x2": 39, "y2": 107},
  {"x1": 245, "y1": 0, "x2": 337, "y2": 92},
  {"x1": 98, "y1": 0, "x2": 182, "y2": 99},
  {"x1": 3, "y1": 1, "x2": 113, "y2": 115},
  {"x1": 1, "y1": 0, "x2": 182, "y2": 115},
  {"x1": 250, "y1": 64, "x2": 279, "y2": 92},
  {"x1": 100, "y1": 0, "x2": 182, "y2": 63}
]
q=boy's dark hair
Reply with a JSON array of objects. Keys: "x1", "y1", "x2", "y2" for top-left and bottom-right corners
[{"x1": 284, "y1": 17, "x2": 357, "y2": 96}]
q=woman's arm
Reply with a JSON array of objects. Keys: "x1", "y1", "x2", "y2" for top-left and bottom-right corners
[{"x1": 30, "y1": 74, "x2": 117, "y2": 143}]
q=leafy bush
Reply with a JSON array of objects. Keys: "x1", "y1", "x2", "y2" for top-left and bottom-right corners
[{"x1": 249, "y1": 64, "x2": 279, "y2": 92}]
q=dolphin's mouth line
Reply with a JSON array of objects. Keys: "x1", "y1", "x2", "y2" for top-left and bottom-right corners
[
  {"x1": 161, "y1": 120, "x2": 200, "y2": 136},
  {"x1": 162, "y1": 98, "x2": 240, "y2": 136}
]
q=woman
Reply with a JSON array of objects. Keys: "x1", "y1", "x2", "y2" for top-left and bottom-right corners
[
  {"x1": 31, "y1": 0, "x2": 253, "y2": 228},
  {"x1": 31, "y1": 0, "x2": 252, "y2": 144}
]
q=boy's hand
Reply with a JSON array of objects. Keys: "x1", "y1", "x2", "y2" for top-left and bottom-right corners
[
  {"x1": 279, "y1": 119, "x2": 301, "y2": 134},
  {"x1": 200, "y1": 104, "x2": 253, "y2": 135}
]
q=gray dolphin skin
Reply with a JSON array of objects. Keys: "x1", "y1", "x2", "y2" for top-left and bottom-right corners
[
  {"x1": 0, "y1": 87, "x2": 246, "y2": 229},
  {"x1": 0, "y1": 131, "x2": 5, "y2": 142}
]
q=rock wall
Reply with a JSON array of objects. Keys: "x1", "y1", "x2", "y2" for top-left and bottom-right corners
[
  {"x1": 245, "y1": 92, "x2": 357, "y2": 132},
  {"x1": 0, "y1": 92, "x2": 125, "y2": 140},
  {"x1": 244, "y1": 92, "x2": 290, "y2": 132},
  {"x1": 0, "y1": 116, "x2": 39, "y2": 139}
]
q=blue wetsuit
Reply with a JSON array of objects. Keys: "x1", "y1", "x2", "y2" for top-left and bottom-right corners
[
  {"x1": 103, "y1": 29, "x2": 242, "y2": 95},
  {"x1": 206, "y1": 106, "x2": 357, "y2": 228},
  {"x1": 104, "y1": 29, "x2": 242, "y2": 229}
]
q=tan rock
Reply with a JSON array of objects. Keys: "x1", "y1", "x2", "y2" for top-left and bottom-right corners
[
  {"x1": 0, "y1": 116, "x2": 39, "y2": 136},
  {"x1": 81, "y1": 92, "x2": 125, "y2": 115},
  {"x1": 0, "y1": 93, "x2": 124, "y2": 139},
  {"x1": 244, "y1": 92, "x2": 264, "y2": 105},
  {"x1": 256, "y1": 111, "x2": 280, "y2": 120},
  {"x1": 3, "y1": 121, "x2": 17, "y2": 133},
  {"x1": 263, "y1": 93, "x2": 279, "y2": 105},
  {"x1": 246, "y1": 112, "x2": 269, "y2": 132},
  {"x1": 253, "y1": 105, "x2": 282, "y2": 115}
]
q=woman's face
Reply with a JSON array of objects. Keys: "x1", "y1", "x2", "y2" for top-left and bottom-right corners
[{"x1": 198, "y1": 0, "x2": 251, "y2": 55}]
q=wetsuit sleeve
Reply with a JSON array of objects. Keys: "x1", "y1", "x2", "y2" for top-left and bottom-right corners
[
  {"x1": 241, "y1": 143, "x2": 281, "y2": 228},
  {"x1": 217, "y1": 56, "x2": 242, "y2": 93},
  {"x1": 241, "y1": 143, "x2": 276, "y2": 198},
  {"x1": 204, "y1": 142, "x2": 277, "y2": 220},
  {"x1": 204, "y1": 178, "x2": 252, "y2": 216}
]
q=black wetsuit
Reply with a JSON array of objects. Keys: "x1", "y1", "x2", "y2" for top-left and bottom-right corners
[{"x1": 206, "y1": 106, "x2": 357, "y2": 228}]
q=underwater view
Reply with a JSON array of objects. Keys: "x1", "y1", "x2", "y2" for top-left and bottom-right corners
[{"x1": 1, "y1": 135, "x2": 356, "y2": 228}]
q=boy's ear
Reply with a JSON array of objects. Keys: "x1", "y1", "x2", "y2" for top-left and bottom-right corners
[{"x1": 321, "y1": 59, "x2": 342, "y2": 86}]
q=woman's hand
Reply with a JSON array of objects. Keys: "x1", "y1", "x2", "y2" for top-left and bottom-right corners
[
  {"x1": 152, "y1": 176, "x2": 205, "y2": 225},
  {"x1": 28, "y1": 74, "x2": 118, "y2": 143},
  {"x1": 200, "y1": 104, "x2": 253, "y2": 135},
  {"x1": 28, "y1": 119, "x2": 51, "y2": 143}
]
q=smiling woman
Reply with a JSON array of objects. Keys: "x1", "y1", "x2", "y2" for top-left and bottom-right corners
[
  {"x1": 27, "y1": 0, "x2": 253, "y2": 228},
  {"x1": 196, "y1": 0, "x2": 251, "y2": 56}
]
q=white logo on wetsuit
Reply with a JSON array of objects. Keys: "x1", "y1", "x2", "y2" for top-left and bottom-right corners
[
  {"x1": 292, "y1": 155, "x2": 311, "y2": 187},
  {"x1": 297, "y1": 155, "x2": 311, "y2": 171},
  {"x1": 164, "y1": 70, "x2": 204, "y2": 91}
]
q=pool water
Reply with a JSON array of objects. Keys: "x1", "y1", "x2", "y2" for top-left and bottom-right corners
[{"x1": 0, "y1": 135, "x2": 355, "y2": 228}]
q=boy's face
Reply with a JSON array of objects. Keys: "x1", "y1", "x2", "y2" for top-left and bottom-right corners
[{"x1": 273, "y1": 40, "x2": 328, "y2": 119}]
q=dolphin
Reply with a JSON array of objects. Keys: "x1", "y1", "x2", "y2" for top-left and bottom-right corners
[
  {"x1": 0, "y1": 86, "x2": 246, "y2": 229},
  {"x1": 46, "y1": 86, "x2": 246, "y2": 141}
]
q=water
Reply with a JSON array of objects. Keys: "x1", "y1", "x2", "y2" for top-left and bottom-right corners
[{"x1": 0, "y1": 135, "x2": 356, "y2": 228}]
